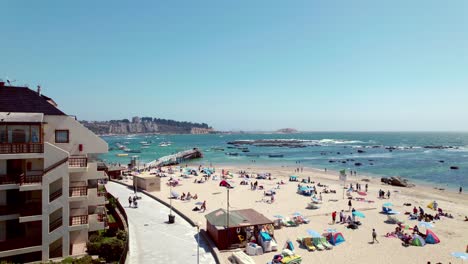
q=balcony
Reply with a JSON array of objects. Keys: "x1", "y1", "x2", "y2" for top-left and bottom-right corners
[
  {"x1": 0, "y1": 204, "x2": 18, "y2": 216},
  {"x1": 70, "y1": 215, "x2": 88, "y2": 226},
  {"x1": 69, "y1": 156, "x2": 87, "y2": 168},
  {"x1": 89, "y1": 213, "x2": 107, "y2": 232},
  {"x1": 69, "y1": 186, "x2": 87, "y2": 197},
  {"x1": 0, "y1": 234, "x2": 42, "y2": 252},
  {"x1": 0, "y1": 173, "x2": 43, "y2": 187},
  {"x1": 0, "y1": 143, "x2": 44, "y2": 154}
]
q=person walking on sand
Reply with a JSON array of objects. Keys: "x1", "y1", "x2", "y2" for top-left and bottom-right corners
[
  {"x1": 365, "y1": 184, "x2": 368, "y2": 192},
  {"x1": 332, "y1": 211, "x2": 337, "y2": 224},
  {"x1": 387, "y1": 190, "x2": 391, "y2": 199},
  {"x1": 348, "y1": 199, "x2": 352, "y2": 211},
  {"x1": 201, "y1": 200, "x2": 206, "y2": 212},
  {"x1": 128, "y1": 196, "x2": 132, "y2": 208},
  {"x1": 460, "y1": 186, "x2": 463, "y2": 194},
  {"x1": 372, "y1": 228, "x2": 379, "y2": 243}
]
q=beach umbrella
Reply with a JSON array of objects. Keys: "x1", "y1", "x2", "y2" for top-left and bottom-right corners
[
  {"x1": 307, "y1": 229, "x2": 322, "y2": 238},
  {"x1": 273, "y1": 215, "x2": 284, "y2": 219},
  {"x1": 352, "y1": 211, "x2": 365, "y2": 218},
  {"x1": 383, "y1": 202, "x2": 394, "y2": 207},
  {"x1": 451, "y1": 252, "x2": 468, "y2": 261},
  {"x1": 292, "y1": 212, "x2": 302, "y2": 216},
  {"x1": 357, "y1": 191, "x2": 367, "y2": 196},
  {"x1": 324, "y1": 228, "x2": 337, "y2": 233},
  {"x1": 418, "y1": 221, "x2": 434, "y2": 229},
  {"x1": 195, "y1": 201, "x2": 203, "y2": 205}
]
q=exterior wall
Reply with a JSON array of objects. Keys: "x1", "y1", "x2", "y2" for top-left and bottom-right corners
[
  {"x1": 1, "y1": 113, "x2": 108, "y2": 262},
  {"x1": 135, "y1": 176, "x2": 161, "y2": 192},
  {"x1": 43, "y1": 116, "x2": 107, "y2": 156}
]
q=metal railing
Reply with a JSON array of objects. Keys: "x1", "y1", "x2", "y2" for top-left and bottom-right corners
[
  {"x1": 69, "y1": 156, "x2": 88, "y2": 168},
  {"x1": 0, "y1": 143, "x2": 44, "y2": 154},
  {"x1": 20, "y1": 173, "x2": 43, "y2": 185},
  {"x1": 49, "y1": 189, "x2": 63, "y2": 202},
  {"x1": 49, "y1": 217, "x2": 63, "y2": 232},
  {"x1": 69, "y1": 186, "x2": 88, "y2": 197},
  {"x1": 70, "y1": 215, "x2": 88, "y2": 226}
]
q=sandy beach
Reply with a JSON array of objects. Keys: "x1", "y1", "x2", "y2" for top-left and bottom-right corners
[{"x1": 120, "y1": 164, "x2": 468, "y2": 264}]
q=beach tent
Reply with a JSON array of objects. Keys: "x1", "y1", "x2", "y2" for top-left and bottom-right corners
[
  {"x1": 425, "y1": 229, "x2": 440, "y2": 244},
  {"x1": 326, "y1": 232, "x2": 345, "y2": 246},
  {"x1": 411, "y1": 235, "x2": 426, "y2": 247},
  {"x1": 219, "y1": 180, "x2": 232, "y2": 188},
  {"x1": 427, "y1": 201, "x2": 435, "y2": 210},
  {"x1": 283, "y1": 239, "x2": 295, "y2": 251}
]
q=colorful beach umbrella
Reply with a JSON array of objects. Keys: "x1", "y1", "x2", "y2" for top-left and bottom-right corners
[
  {"x1": 307, "y1": 229, "x2": 322, "y2": 238},
  {"x1": 418, "y1": 221, "x2": 434, "y2": 229},
  {"x1": 383, "y1": 202, "x2": 394, "y2": 207},
  {"x1": 451, "y1": 252, "x2": 468, "y2": 261},
  {"x1": 352, "y1": 211, "x2": 365, "y2": 218}
]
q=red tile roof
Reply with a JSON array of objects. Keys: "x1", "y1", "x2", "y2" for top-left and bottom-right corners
[{"x1": 0, "y1": 86, "x2": 65, "y2": 115}]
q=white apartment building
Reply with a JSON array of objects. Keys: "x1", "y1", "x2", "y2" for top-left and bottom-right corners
[{"x1": 0, "y1": 82, "x2": 108, "y2": 263}]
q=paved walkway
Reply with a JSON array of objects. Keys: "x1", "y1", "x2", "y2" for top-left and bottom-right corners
[{"x1": 106, "y1": 182, "x2": 217, "y2": 264}]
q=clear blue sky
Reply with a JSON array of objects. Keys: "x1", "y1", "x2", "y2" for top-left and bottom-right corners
[{"x1": 1, "y1": 0, "x2": 467, "y2": 131}]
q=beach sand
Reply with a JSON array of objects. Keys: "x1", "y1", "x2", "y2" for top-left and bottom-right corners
[{"x1": 121, "y1": 164, "x2": 468, "y2": 264}]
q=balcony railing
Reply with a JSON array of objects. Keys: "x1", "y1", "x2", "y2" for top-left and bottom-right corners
[
  {"x1": 0, "y1": 173, "x2": 43, "y2": 186},
  {"x1": 69, "y1": 186, "x2": 87, "y2": 197},
  {"x1": 49, "y1": 189, "x2": 63, "y2": 202},
  {"x1": 49, "y1": 217, "x2": 63, "y2": 232},
  {"x1": 69, "y1": 156, "x2": 88, "y2": 168},
  {"x1": 20, "y1": 173, "x2": 43, "y2": 185},
  {"x1": 0, "y1": 235, "x2": 42, "y2": 251},
  {"x1": 70, "y1": 215, "x2": 88, "y2": 226},
  {"x1": 0, "y1": 143, "x2": 44, "y2": 154}
]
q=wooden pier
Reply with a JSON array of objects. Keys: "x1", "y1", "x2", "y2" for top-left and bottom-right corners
[{"x1": 147, "y1": 148, "x2": 203, "y2": 167}]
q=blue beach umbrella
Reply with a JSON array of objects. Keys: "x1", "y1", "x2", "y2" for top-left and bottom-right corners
[
  {"x1": 383, "y1": 202, "x2": 394, "y2": 207},
  {"x1": 324, "y1": 228, "x2": 337, "y2": 233},
  {"x1": 418, "y1": 221, "x2": 434, "y2": 229},
  {"x1": 352, "y1": 211, "x2": 366, "y2": 218},
  {"x1": 451, "y1": 252, "x2": 468, "y2": 261},
  {"x1": 292, "y1": 212, "x2": 302, "y2": 216},
  {"x1": 307, "y1": 229, "x2": 322, "y2": 238},
  {"x1": 273, "y1": 215, "x2": 284, "y2": 219}
]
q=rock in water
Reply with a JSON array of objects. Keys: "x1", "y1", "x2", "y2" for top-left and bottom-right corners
[{"x1": 450, "y1": 166, "x2": 459, "y2": 170}]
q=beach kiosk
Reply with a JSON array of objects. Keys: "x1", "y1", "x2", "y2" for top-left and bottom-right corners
[{"x1": 205, "y1": 208, "x2": 274, "y2": 250}]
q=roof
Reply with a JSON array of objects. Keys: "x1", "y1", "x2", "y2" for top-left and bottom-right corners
[
  {"x1": 0, "y1": 86, "x2": 65, "y2": 115},
  {"x1": 0, "y1": 112, "x2": 44, "y2": 123},
  {"x1": 205, "y1": 208, "x2": 273, "y2": 227}
]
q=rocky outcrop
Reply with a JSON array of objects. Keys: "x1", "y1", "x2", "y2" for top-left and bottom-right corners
[
  {"x1": 81, "y1": 117, "x2": 213, "y2": 135},
  {"x1": 381, "y1": 177, "x2": 414, "y2": 187}
]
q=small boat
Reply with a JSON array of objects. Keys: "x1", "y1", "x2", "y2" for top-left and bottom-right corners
[
  {"x1": 125, "y1": 149, "x2": 142, "y2": 153},
  {"x1": 159, "y1": 141, "x2": 172, "y2": 147},
  {"x1": 116, "y1": 153, "x2": 128, "y2": 157},
  {"x1": 268, "y1": 154, "x2": 284, "y2": 158},
  {"x1": 242, "y1": 149, "x2": 250, "y2": 152},
  {"x1": 226, "y1": 152, "x2": 239, "y2": 156},
  {"x1": 142, "y1": 143, "x2": 151, "y2": 146},
  {"x1": 211, "y1": 147, "x2": 224, "y2": 151}
]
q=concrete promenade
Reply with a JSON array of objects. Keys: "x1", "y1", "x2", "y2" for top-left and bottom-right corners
[{"x1": 106, "y1": 182, "x2": 217, "y2": 264}]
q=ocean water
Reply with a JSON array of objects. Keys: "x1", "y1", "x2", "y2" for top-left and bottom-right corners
[{"x1": 100, "y1": 132, "x2": 468, "y2": 189}]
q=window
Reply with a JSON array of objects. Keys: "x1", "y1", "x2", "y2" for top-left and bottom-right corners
[
  {"x1": 55, "y1": 130, "x2": 69, "y2": 143},
  {"x1": 0, "y1": 125, "x2": 6, "y2": 143}
]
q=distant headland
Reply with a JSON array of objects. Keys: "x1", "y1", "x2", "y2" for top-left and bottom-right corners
[
  {"x1": 275, "y1": 128, "x2": 299, "y2": 134},
  {"x1": 81, "y1": 116, "x2": 214, "y2": 135}
]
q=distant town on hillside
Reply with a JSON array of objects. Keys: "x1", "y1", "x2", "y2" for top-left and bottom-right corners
[{"x1": 81, "y1": 116, "x2": 214, "y2": 135}]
